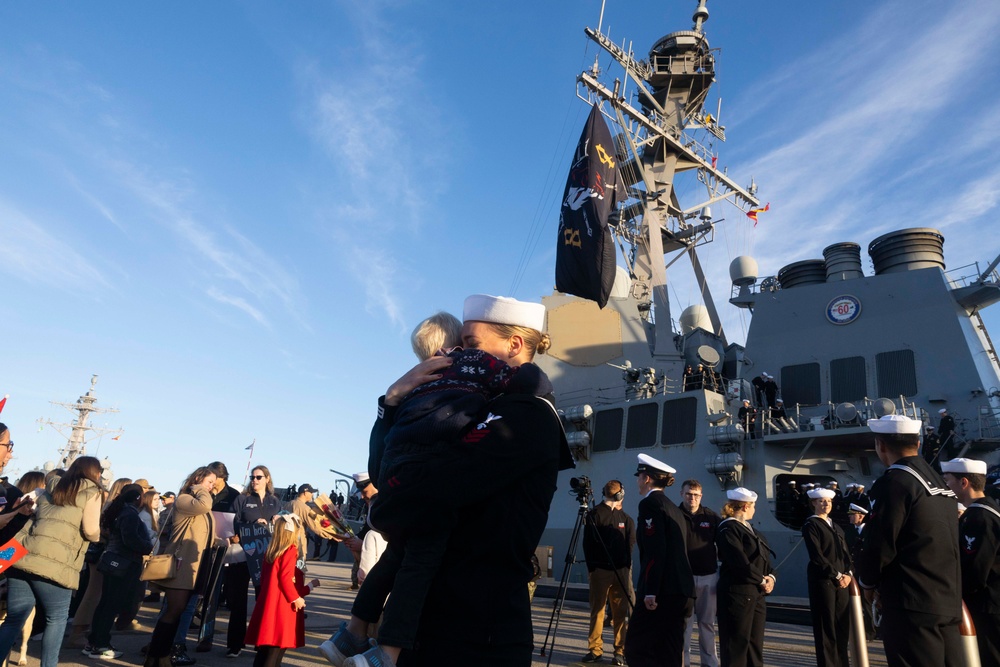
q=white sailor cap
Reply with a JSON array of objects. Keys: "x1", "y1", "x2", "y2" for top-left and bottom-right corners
[
  {"x1": 776, "y1": 398, "x2": 784, "y2": 404},
  {"x1": 938, "y1": 408, "x2": 948, "y2": 415},
  {"x1": 635, "y1": 453, "x2": 676, "y2": 476},
  {"x1": 807, "y1": 488, "x2": 836, "y2": 500},
  {"x1": 787, "y1": 480, "x2": 797, "y2": 485},
  {"x1": 941, "y1": 458, "x2": 988, "y2": 475},
  {"x1": 463, "y1": 294, "x2": 545, "y2": 331},
  {"x1": 847, "y1": 503, "x2": 868, "y2": 515},
  {"x1": 867, "y1": 415, "x2": 922, "y2": 434},
  {"x1": 827, "y1": 481, "x2": 839, "y2": 488},
  {"x1": 727, "y1": 487, "x2": 758, "y2": 502},
  {"x1": 802, "y1": 483, "x2": 815, "y2": 490},
  {"x1": 352, "y1": 471, "x2": 370, "y2": 484},
  {"x1": 844, "y1": 483, "x2": 857, "y2": 490}
]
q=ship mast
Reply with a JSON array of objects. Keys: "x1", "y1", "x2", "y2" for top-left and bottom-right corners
[
  {"x1": 37, "y1": 374, "x2": 123, "y2": 468},
  {"x1": 578, "y1": 0, "x2": 759, "y2": 355}
]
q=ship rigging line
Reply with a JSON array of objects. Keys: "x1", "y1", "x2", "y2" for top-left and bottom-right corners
[{"x1": 506, "y1": 39, "x2": 600, "y2": 298}]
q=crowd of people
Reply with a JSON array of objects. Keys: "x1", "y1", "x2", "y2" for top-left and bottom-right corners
[{"x1": 3, "y1": 292, "x2": 998, "y2": 667}]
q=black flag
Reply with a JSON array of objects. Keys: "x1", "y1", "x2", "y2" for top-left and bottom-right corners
[{"x1": 556, "y1": 105, "x2": 619, "y2": 308}]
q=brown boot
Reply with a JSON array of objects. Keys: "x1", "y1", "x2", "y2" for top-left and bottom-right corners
[{"x1": 65, "y1": 625, "x2": 88, "y2": 649}]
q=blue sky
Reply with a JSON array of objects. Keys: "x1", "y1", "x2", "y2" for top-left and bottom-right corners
[{"x1": 2, "y1": 0, "x2": 999, "y2": 493}]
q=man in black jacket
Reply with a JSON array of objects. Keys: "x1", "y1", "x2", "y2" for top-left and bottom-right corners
[
  {"x1": 857, "y1": 415, "x2": 962, "y2": 667},
  {"x1": 942, "y1": 457, "x2": 1000, "y2": 664},
  {"x1": 624, "y1": 453, "x2": 694, "y2": 667},
  {"x1": 581, "y1": 480, "x2": 636, "y2": 665}
]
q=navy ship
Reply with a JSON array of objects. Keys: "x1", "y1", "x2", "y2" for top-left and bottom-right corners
[{"x1": 535, "y1": 0, "x2": 1000, "y2": 598}]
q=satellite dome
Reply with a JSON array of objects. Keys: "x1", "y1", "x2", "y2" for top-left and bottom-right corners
[
  {"x1": 679, "y1": 304, "x2": 712, "y2": 334},
  {"x1": 730, "y1": 256, "x2": 758, "y2": 286}
]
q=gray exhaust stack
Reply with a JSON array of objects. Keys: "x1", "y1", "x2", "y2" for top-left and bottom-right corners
[{"x1": 868, "y1": 228, "x2": 945, "y2": 275}]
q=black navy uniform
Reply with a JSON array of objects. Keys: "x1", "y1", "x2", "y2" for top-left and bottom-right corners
[
  {"x1": 367, "y1": 392, "x2": 572, "y2": 667},
  {"x1": 802, "y1": 515, "x2": 852, "y2": 667},
  {"x1": 716, "y1": 518, "x2": 773, "y2": 667},
  {"x1": 624, "y1": 490, "x2": 694, "y2": 667},
  {"x1": 959, "y1": 495, "x2": 1000, "y2": 664},
  {"x1": 857, "y1": 456, "x2": 962, "y2": 667}
]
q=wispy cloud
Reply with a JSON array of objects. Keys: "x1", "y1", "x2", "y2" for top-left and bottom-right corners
[
  {"x1": 206, "y1": 287, "x2": 268, "y2": 326},
  {"x1": 0, "y1": 198, "x2": 109, "y2": 291},
  {"x1": 296, "y1": 3, "x2": 451, "y2": 328}
]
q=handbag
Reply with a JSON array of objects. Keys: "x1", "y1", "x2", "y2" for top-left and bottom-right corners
[
  {"x1": 97, "y1": 551, "x2": 132, "y2": 578},
  {"x1": 139, "y1": 553, "x2": 176, "y2": 582},
  {"x1": 139, "y1": 508, "x2": 176, "y2": 582}
]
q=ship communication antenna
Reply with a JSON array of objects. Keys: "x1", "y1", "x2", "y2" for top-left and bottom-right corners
[{"x1": 36, "y1": 374, "x2": 123, "y2": 469}]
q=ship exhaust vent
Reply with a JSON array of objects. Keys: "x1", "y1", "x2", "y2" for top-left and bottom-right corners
[
  {"x1": 777, "y1": 260, "x2": 827, "y2": 289},
  {"x1": 823, "y1": 242, "x2": 864, "y2": 282},
  {"x1": 868, "y1": 228, "x2": 945, "y2": 275}
]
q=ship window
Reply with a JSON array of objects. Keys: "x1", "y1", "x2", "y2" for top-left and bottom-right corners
[
  {"x1": 625, "y1": 402, "x2": 659, "y2": 449},
  {"x1": 780, "y1": 363, "x2": 822, "y2": 406},
  {"x1": 876, "y1": 349, "x2": 918, "y2": 398},
  {"x1": 662, "y1": 397, "x2": 697, "y2": 445},
  {"x1": 830, "y1": 357, "x2": 867, "y2": 403},
  {"x1": 592, "y1": 408, "x2": 624, "y2": 452}
]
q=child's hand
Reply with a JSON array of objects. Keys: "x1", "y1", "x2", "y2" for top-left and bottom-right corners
[
  {"x1": 310, "y1": 578, "x2": 321, "y2": 589},
  {"x1": 292, "y1": 597, "x2": 306, "y2": 611}
]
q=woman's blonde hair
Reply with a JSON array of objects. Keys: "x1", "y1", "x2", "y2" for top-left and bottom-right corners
[
  {"x1": 103, "y1": 477, "x2": 133, "y2": 510},
  {"x1": 721, "y1": 500, "x2": 752, "y2": 518},
  {"x1": 485, "y1": 323, "x2": 551, "y2": 359},
  {"x1": 265, "y1": 514, "x2": 303, "y2": 563}
]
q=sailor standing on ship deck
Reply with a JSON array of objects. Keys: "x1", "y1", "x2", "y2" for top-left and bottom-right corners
[
  {"x1": 857, "y1": 415, "x2": 962, "y2": 667},
  {"x1": 941, "y1": 457, "x2": 1000, "y2": 665},
  {"x1": 624, "y1": 453, "x2": 694, "y2": 667},
  {"x1": 802, "y1": 487, "x2": 852, "y2": 667}
]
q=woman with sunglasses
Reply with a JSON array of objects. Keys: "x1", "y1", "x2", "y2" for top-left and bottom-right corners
[{"x1": 228, "y1": 465, "x2": 282, "y2": 658}]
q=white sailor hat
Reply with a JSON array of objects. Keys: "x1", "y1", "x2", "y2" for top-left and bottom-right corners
[
  {"x1": 938, "y1": 408, "x2": 948, "y2": 415},
  {"x1": 776, "y1": 398, "x2": 784, "y2": 404},
  {"x1": 807, "y1": 488, "x2": 836, "y2": 500},
  {"x1": 941, "y1": 458, "x2": 988, "y2": 475},
  {"x1": 827, "y1": 481, "x2": 839, "y2": 488},
  {"x1": 847, "y1": 503, "x2": 868, "y2": 515},
  {"x1": 802, "y1": 482, "x2": 815, "y2": 490},
  {"x1": 787, "y1": 480, "x2": 797, "y2": 485},
  {"x1": 634, "y1": 453, "x2": 676, "y2": 476},
  {"x1": 845, "y1": 483, "x2": 857, "y2": 490},
  {"x1": 727, "y1": 487, "x2": 758, "y2": 502},
  {"x1": 352, "y1": 471, "x2": 370, "y2": 484},
  {"x1": 463, "y1": 294, "x2": 546, "y2": 331},
  {"x1": 867, "y1": 415, "x2": 922, "y2": 434}
]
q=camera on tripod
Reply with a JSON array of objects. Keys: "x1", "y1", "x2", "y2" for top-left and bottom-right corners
[{"x1": 569, "y1": 475, "x2": 592, "y2": 503}]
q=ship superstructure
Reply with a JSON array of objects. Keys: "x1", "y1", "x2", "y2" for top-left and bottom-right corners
[{"x1": 536, "y1": 0, "x2": 1000, "y2": 598}]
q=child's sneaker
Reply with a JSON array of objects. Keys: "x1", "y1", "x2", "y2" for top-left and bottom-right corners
[
  {"x1": 344, "y1": 641, "x2": 396, "y2": 667},
  {"x1": 318, "y1": 622, "x2": 370, "y2": 667}
]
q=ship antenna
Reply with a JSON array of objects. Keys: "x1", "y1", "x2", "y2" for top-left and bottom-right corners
[
  {"x1": 693, "y1": 0, "x2": 709, "y2": 33},
  {"x1": 597, "y1": 0, "x2": 607, "y2": 35}
]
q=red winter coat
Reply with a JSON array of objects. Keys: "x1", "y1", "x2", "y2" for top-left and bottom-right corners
[{"x1": 245, "y1": 545, "x2": 311, "y2": 648}]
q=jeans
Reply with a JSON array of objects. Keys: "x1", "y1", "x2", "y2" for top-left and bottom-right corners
[{"x1": 0, "y1": 572, "x2": 73, "y2": 667}]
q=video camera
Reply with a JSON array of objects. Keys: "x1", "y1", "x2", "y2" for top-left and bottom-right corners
[{"x1": 569, "y1": 475, "x2": 592, "y2": 503}]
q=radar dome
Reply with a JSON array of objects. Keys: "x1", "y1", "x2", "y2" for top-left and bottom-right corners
[
  {"x1": 679, "y1": 305, "x2": 712, "y2": 334},
  {"x1": 730, "y1": 256, "x2": 758, "y2": 286},
  {"x1": 609, "y1": 266, "x2": 631, "y2": 300}
]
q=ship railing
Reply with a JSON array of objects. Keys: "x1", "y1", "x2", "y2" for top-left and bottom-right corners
[
  {"x1": 946, "y1": 261, "x2": 1000, "y2": 289},
  {"x1": 783, "y1": 397, "x2": 924, "y2": 434},
  {"x1": 978, "y1": 405, "x2": 1000, "y2": 441}
]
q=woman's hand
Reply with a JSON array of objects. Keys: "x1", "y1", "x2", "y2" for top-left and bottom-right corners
[
  {"x1": 838, "y1": 574, "x2": 852, "y2": 589},
  {"x1": 310, "y1": 578, "x2": 321, "y2": 589},
  {"x1": 256, "y1": 518, "x2": 268, "y2": 525},
  {"x1": 384, "y1": 356, "x2": 454, "y2": 406},
  {"x1": 291, "y1": 597, "x2": 306, "y2": 611}
]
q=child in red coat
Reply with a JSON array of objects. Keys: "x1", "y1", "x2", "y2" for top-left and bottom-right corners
[{"x1": 246, "y1": 513, "x2": 320, "y2": 667}]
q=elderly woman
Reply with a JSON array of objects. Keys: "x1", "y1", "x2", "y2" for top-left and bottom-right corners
[
  {"x1": 143, "y1": 466, "x2": 218, "y2": 667},
  {"x1": 328, "y1": 295, "x2": 571, "y2": 667},
  {"x1": 716, "y1": 487, "x2": 774, "y2": 667},
  {"x1": 0, "y1": 456, "x2": 103, "y2": 667},
  {"x1": 802, "y1": 486, "x2": 853, "y2": 667}
]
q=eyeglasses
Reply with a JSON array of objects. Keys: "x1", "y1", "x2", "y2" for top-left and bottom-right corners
[
  {"x1": 0, "y1": 442, "x2": 12, "y2": 452},
  {"x1": 251, "y1": 475, "x2": 266, "y2": 481}
]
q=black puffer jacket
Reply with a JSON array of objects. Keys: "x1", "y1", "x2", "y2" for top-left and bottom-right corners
[{"x1": 106, "y1": 503, "x2": 153, "y2": 563}]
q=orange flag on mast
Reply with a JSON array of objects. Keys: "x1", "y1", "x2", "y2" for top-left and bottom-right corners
[{"x1": 747, "y1": 203, "x2": 770, "y2": 226}]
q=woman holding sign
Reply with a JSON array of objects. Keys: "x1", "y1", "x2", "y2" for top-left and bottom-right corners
[
  {"x1": 229, "y1": 465, "x2": 282, "y2": 658},
  {"x1": 143, "y1": 467, "x2": 218, "y2": 667}
]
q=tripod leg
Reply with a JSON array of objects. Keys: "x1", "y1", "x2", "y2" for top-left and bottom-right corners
[{"x1": 540, "y1": 503, "x2": 588, "y2": 664}]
